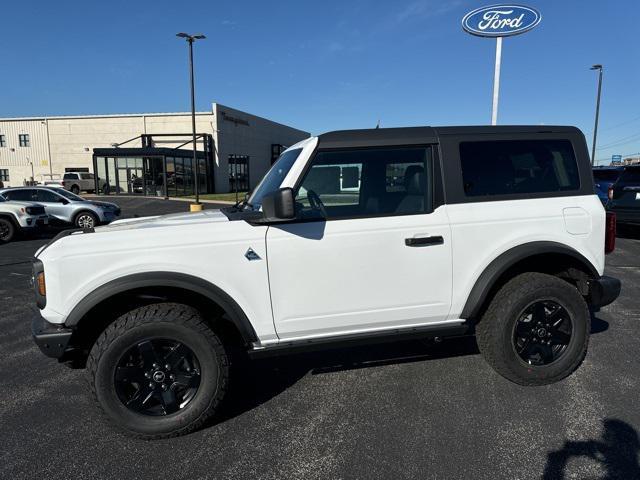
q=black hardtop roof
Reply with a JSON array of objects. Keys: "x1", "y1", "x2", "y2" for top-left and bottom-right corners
[{"x1": 317, "y1": 125, "x2": 582, "y2": 149}]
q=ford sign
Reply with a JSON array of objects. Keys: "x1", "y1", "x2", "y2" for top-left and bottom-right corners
[{"x1": 462, "y1": 4, "x2": 542, "y2": 37}]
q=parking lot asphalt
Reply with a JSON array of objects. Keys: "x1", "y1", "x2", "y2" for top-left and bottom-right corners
[{"x1": 1, "y1": 198, "x2": 640, "y2": 480}]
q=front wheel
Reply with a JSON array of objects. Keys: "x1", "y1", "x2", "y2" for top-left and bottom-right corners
[
  {"x1": 87, "y1": 303, "x2": 229, "y2": 439},
  {"x1": 0, "y1": 218, "x2": 16, "y2": 243},
  {"x1": 74, "y1": 211, "x2": 98, "y2": 229},
  {"x1": 476, "y1": 272, "x2": 589, "y2": 386},
  {"x1": 71, "y1": 185, "x2": 80, "y2": 194}
]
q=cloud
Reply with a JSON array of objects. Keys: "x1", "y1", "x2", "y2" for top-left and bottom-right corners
[
  {"x1": 395, "y1": 0, "x2": 464, "y2": 24},
  {"x1": 221, "y1": 19, "x2": 237, "y2": 26}
]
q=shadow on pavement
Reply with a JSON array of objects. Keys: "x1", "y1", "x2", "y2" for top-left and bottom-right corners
[
  {"x1": 543, "y1": 418, "x2": 640, "y2": 480},
  {"x1": 215, "y1": 335, "x2": 479, "y2": 425}
]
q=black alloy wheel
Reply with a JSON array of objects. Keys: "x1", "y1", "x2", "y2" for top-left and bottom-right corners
[
  {"x1": 114, "y1": 338, "x2": 201, "y2": 416},
  {"x1": 512, "y1": 300, "x2": 573, "y2": 366}
]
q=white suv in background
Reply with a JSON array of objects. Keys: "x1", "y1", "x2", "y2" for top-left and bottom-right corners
[
  {"x1": 31, "y1": 125, "x2": 621, "y2": 439},
  {"x1": 0, "y1": 195, "x2": 48, "y2": 243}
]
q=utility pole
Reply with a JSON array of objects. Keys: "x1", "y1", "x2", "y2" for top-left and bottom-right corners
[
  {"x1": 176, "y1": 32, "x2": 206, "y2": 210},
  {"x1": 590, "y1": 64, "x2": 604, "y2": 166}
]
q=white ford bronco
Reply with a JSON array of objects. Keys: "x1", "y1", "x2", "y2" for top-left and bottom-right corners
[{"x1": 32, "y1": 126, "x2": 621, "y2": 439}]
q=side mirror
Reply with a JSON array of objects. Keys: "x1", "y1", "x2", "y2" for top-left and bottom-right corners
[{"x1": 261, "y1": 187, "x2": 295, "y2": 222}]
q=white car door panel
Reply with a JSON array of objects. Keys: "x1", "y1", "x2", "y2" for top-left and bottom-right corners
[{"x1": 267, "y1": 210, "x2": 452, "y2": 339}]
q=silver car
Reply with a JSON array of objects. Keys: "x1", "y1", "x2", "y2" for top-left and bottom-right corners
[{"x1": 0, "y1": 186, "x2": 120, "y2": 229}]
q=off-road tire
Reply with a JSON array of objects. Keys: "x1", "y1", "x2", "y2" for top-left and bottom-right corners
[
  {"x1": 0, "y1": 217, "x2": 16, "y2": 243},
  {"x1": 87, "y1": 303, "x2": 229, "y2": 439},
  {"x1": 476, "y1": 272, "x2": 590, "y2": 386}
]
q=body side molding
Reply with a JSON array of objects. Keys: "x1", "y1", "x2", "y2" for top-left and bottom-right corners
[
  {"x1": 64, "y1": 272, "x2": 258, "y2": 343},
  {"x1": 460, "y1": 241, "x2": 599, "y2": 320}
]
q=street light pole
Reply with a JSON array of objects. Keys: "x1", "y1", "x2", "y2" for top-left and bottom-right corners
[
  {"x1": 176, "y1": 32, "x2": 206, "y2": 209},
  {"x1": 590, "y1": 64, "x2": 603, "y2": 166}
]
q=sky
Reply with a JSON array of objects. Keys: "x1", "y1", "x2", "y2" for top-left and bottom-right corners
[{"x1": 1, "y1": 0, "x2": 638, "y2": 165}]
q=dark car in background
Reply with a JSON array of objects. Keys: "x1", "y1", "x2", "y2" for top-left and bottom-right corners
[
  {"x1": 606, "y1": 165, "x2": 640, "y2": 226},
  {"x1": 593, "y1": 166, "x2": 624, "y2": 204}
]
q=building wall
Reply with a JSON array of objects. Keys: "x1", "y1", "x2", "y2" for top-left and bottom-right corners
[
  {"x1": 0, "y1": 120, "x2": 50, "y2": 186},
  {"x1": 0, "y1": 105, "x2": 309, "y2": 191},
  {"x1": 213, "y1": 103, "x2": 309, "y2": 193}
]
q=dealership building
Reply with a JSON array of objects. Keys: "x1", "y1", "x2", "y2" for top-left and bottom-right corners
[{"x1": 0, "y1": 103, "x2": 309, "y2": 196}]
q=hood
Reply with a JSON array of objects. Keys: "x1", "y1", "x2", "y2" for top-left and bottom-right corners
[
  {"x1": 85, "y1": 200, "x2": 119, "y2": 209},
  {"x1": 95, "y1": 209, "x2": 229, "y2": 232}
]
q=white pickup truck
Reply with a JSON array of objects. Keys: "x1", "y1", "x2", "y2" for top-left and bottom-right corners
[{"x1": 31, "y1": 126, "x2": 621, "y2": 439}]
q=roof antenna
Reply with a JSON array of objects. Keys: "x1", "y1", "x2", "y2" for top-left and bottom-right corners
[{"x1": 375, "y1": 119, "x2": 380, "y2": 129}]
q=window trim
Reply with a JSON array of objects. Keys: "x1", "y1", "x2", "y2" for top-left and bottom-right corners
[
  {"x1": 290, "y1": 144, "x2": 439, "y2": 222},
  {"x1": 0, "y1": 169, "x2": 9, "y2": 181},
  {"x1": 0, "y1": 135, "x2": 6, "y2": 148}
]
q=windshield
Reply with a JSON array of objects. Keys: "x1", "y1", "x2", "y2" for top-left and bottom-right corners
[
  {"x1": 247, "y1": 148, "x2": 302, "y2": 209},
  {"x1": 51, "y1": 188, "x2": 84, "y2": 201}
]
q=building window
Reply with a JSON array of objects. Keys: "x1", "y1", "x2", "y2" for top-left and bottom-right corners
[
  {"x1": 229, "y1": 155, "x2": 250, "y2": 192},
  {"x1": 0, "y1": 169, "x2": 9, "y2": 181},
  {"x1": 0, "y1": 135, "x2": 6, "y2": 147},
  {"x1": 19, "y1": 134, "x2": 30, "y2": 147}
]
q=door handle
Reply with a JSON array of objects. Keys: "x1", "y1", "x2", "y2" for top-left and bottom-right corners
[{"x1": 405, "y1": 236, "x2": 444, "y2": 247}]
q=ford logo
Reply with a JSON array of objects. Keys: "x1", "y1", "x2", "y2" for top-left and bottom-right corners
[{"x1": 462, "y1": 4, "x2": 542, "y2": 37}]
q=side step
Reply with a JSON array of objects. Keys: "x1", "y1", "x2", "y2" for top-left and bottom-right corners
[{"x1": 248, "y1": 322, "x2": 472, "y2": 358}]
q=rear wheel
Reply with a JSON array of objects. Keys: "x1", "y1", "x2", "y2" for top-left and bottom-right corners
[
  {"x1": 0, "y1": 217, "x2": 16, "y2": 243},
  {"x1": 476, "y1": 272, "x2": 589, "y2": 386},
  {"x1": 87, "y1": 303, "x2": 229, "y2": 439}
]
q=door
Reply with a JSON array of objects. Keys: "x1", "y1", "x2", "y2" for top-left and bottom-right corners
[
  {"x1": 34, "y1": 189, "x2": 71, "y2": 222},
  {"x1": 266, "y1": 145, "x2": 453, "y2": 340}
]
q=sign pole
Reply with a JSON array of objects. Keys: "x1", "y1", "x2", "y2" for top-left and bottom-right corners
[{"x1": 491, "y1": 36, "x2": 502, "y2": 126}]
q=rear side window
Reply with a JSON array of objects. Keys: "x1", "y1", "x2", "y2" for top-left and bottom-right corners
[
  {"x1": 63, "y1": 173, "x2": 78, "y2": 180},
  {"x1": 80, "y1": 173, "x2": 94, "y2": 180},
  {"x1": 4, "y1": 189, "x2": 35, "y2": 201},
  {"x1": 460, "y1": 140, "x2": 580, "y2": 197},
  {"x1": 620, "y1": 167, "x2": 640, "y2": 183}
]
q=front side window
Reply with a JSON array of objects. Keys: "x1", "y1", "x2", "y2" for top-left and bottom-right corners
[
  {"x1": 460, "y1": 139, "x2": 580, "y2": 197},
  {"x1": 18, "y1": 134, "x2": 30, "y2": 147},
  {"x1": 0, "y1": 135, "x2": 6, "y2": 147},
  {"x1": 35, "y1": 189, "x2": 64, "y2": 203},
  {"x1": 63, "y1": 173, "x2": 78, "y2": 180},
  {"x1": 296, "y1": 146, "x2": 432, "y2": 220},
  {"x1": 0, "y1": 169, "x2": 8, "y2": 181},
  {"x1": 51, "y1": 188, "x2": 83, "y2": 201},
  {"x1": 248, "y1": 148, "x2": 302, "y2": 210}
]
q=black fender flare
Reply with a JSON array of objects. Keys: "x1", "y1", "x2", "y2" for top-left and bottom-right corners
[
  {"x1": 460, "y1": 241, "x2": 599, "y2": 320},
  {"x1": 64, "y1": 272, "x2": 258, "y2": 344}
]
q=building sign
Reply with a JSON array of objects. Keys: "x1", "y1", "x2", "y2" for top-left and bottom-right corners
[
  {"x1": 462, "y1": 4, "x2": 542, "y2": 37},
  {"x1": 612, "y1": 155, "x2": 622, "y2": 165}
]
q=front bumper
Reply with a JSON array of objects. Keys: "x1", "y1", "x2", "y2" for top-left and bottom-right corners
[
  {"x1": 589, "y1": 275, "x2": 622, "y2": 309},
  {"x1": 32, "y1": 312, "x2": 73, "y2": 359}
]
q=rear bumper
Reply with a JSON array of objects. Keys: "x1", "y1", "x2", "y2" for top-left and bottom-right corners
[
  {"x1": 32, "y1": 311, "x2": 73, "y2": 359},
  {"x1": 589, "y1": 276, "x2": 621, "y2": 309}
]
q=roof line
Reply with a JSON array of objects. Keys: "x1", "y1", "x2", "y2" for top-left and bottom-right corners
[{"x1": 0, "y1": 111, "x2": 214, "y2": 122}]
